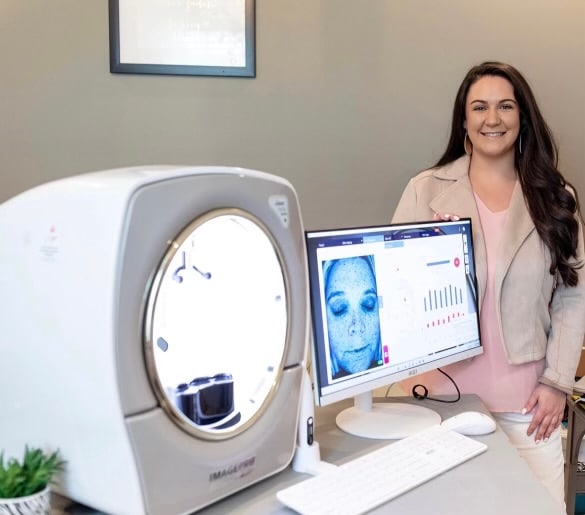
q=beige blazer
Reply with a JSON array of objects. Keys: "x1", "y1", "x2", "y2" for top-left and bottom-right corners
[{"x1": 392, "y1": 155, "x2": 585, "y2": 393}]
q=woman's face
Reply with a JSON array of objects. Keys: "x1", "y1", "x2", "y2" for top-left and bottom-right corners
[
  {"x1": 325, "y1": 257, "x2": 381, "y2": 375},
  {"x1": 464, "y1": 75, "x2": 521, "y2": 160}
]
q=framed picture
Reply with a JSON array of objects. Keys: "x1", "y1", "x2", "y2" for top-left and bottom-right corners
[{"x1": 109, "y1": 0, "x2": 255, "y2": 77}]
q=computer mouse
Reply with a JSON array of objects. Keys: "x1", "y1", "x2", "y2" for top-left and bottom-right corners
[{"x1": 440, "y1": 411, "x2": 496, "y2": 436}]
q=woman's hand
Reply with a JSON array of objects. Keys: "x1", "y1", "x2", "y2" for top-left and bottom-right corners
[
  {"x1": 433, "y1": 212, "x2": 460, "y2": 222},
  {"x1": 523, "y1": 384, "x2": 566, "y2": 442}
]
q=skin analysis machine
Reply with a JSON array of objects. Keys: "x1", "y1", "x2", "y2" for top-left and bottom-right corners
[{"x1": 0, "y1": 166, "x2": 309, "y2": 514}]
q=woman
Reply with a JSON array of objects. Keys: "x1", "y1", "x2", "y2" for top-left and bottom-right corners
[
  {"x1": 323, "y1": 255, "x2": 383, "y2": 379},
  {"x1": 392, "y1": 61, "x2": 585, "y2": 506}
]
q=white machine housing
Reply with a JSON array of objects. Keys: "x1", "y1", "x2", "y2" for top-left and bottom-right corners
[{"x1": 0, "y1": 166, "x2": 308, "y2": 514}]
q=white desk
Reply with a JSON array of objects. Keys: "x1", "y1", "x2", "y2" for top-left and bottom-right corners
[{"x1": 53, "y1": 394, "x2": 564, "y2": 515}]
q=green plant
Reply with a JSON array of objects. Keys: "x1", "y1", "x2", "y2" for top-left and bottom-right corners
[{"x1": 0, "y1": 446, "x2": 65, "y2": 498}]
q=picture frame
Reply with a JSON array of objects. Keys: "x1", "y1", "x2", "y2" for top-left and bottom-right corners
[{"x1": 109, "y1": 0, "x2": 255, "y2": 78}]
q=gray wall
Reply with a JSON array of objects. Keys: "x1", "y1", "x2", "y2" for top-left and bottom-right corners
[{"x1": 1, "y1": 1, "x2": 584, "y2": 230}]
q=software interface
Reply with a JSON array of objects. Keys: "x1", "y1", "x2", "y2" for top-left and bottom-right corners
[{"x1": 306, "y1": 219, "x2": 481, "y2": 406}]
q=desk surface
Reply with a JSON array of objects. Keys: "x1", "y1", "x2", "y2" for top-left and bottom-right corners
[{"x1": 53, "y1": 395, "x2": 564, "y2": 515}]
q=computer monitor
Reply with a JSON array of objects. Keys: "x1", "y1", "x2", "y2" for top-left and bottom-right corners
[{"x1": 305, "y1": 219, "x2": 482, "y2": 439}]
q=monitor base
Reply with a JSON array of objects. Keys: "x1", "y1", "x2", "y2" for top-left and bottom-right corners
[{"x1": 336, "y1": 400, "x2": 441, "y2": 440}]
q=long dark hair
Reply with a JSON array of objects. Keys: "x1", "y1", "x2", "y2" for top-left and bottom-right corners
[{"x1": 436, "y1": 61, "x2": 582, "y2": 286}]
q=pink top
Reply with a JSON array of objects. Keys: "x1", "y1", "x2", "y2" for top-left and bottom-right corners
[{"x1": 400, "y1": 192, "x2": 544, "y2": 412}]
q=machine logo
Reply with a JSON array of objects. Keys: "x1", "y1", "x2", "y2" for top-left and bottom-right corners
[{"x1": 209, "y1": 456, "x2": 256, "y2": 483}]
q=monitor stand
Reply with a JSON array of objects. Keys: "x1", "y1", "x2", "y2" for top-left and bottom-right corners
[{"x1": 335, "y1": 391, "x2": 441, "y2": 439}]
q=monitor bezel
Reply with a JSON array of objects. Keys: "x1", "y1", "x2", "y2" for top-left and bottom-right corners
[{"x1": 305, "y1": 218, "x2": 482, "y2": 407}]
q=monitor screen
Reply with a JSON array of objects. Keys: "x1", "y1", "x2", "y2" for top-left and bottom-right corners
[{"x1": 305, "y1": 219, "x2": 482, "y2": 439}]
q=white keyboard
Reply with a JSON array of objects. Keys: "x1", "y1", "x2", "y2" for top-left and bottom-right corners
[{"x1": 276, "y1": 424, "x2": 487, "y2": 515}]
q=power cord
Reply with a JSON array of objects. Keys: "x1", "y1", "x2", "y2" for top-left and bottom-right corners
[{"x1": 411, "y1": 368, "x2": 461, "y2": 403}]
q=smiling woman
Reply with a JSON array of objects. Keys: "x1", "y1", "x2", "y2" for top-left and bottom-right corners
[
  {"x1": 464, "y1": 75, "x2": 520, "y2": 163},
  {"x1": 392, "y1": 61, "x2": 585, "y2": 508}
]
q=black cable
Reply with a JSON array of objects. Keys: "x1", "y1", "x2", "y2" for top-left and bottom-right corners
[{"x1": 411, "y1": 368, "x2": 461, "y2": 403}]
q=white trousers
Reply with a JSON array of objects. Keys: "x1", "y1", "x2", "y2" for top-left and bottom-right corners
[{"x1": 494, "y1": 412, "x2": 565, "y2": 509}]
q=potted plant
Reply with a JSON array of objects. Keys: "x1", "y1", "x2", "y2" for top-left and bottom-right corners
[{"x1": 0, "y1": 446, "x2": 65, "y2": 515}]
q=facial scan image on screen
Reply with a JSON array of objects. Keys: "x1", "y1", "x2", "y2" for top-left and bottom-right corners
[
  {"x1": 306, "y1": 219, "x2": 482, "y2": 440},
  {"x1": 322, "y1": 256, "x2": 383, "y2": 380}
]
